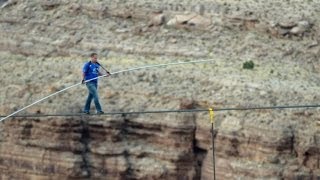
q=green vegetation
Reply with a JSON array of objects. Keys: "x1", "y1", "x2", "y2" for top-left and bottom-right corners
[{"x1": 243, "y1": 61, "x2": 254, "y2": 70}]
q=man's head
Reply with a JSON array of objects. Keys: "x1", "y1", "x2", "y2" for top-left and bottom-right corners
[{"x1": 90, "y1": 53, "x2": 98, "y2": 63}]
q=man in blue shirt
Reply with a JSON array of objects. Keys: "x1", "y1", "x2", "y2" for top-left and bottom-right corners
[{"x1": 82, "y1": 53, "x2": 110, "y2": 114}]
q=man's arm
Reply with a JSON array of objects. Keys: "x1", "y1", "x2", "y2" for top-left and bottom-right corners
[
  {"x1": 81, "y1": 72, "x2": 86, "y2": 84},
  {"x1": 98, "y1": 71, "x2": 110, "y2": 76},
  {"x1": 82, "y1": 63, "x2": 88, "y2": 84},
  {"x1": 98, "y1": 63, "x2": 111, "y2": 76}
]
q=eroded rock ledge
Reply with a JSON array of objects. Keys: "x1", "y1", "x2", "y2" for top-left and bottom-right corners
[
  {"x1": 0, "y1": 114, "x2": 199, "y2": 179},
  {"x1": 0, "y1": 111, "x2": 319, "y2": 179}
]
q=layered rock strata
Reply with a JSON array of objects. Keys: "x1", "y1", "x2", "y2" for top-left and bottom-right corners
[{"x1": 0, "y1": 111, "x2": 319, "y2": 179}]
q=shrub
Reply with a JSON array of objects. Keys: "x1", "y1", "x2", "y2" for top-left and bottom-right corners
[{"x1": 243, "y1": 61, "x2": 254, "y2": 70}]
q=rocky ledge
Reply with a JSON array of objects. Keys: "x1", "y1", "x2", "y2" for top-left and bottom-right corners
[{"x1": 0, "y1": 110, "x2": 319, "y2": 179}]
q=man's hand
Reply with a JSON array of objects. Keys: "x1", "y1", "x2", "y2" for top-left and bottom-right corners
[
  {"x1": 81, "y1": 79, "x2": 85, "y2": 84},
  {"x1": 106, "y1": 71, "x2": 111, "y2": 77}
]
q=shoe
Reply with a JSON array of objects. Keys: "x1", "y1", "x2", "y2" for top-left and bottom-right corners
[
  {"x1": 83, "y1": 111, "x2": 90, "y2": 115},
  {"x1": 97, "y1": 111, "x2": 104, "y2": 115}
]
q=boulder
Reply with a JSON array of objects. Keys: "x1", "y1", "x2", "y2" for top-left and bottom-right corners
[
  {"x1": 149, "y1": 12, "x2": 165, "y2": 26},
  {"x1": 290, "y1": 20, "x2": 311, "y2": 35},
  {"x1": 167, "y1": 14, "x2": 211, "y2": 29}
]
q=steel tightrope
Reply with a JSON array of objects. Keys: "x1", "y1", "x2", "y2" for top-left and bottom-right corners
[{"x1": 1, "y1": 104, "x2": 320, "y2": 118}]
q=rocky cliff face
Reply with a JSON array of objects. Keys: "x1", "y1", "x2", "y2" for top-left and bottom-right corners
[
  {"x1": 0, "y1": 114, "x2": 198, "y2": 179},
  {"x1": 0, "y1": 0, "x2": 320, "y2": 179},
  {"x1": 0, "y1": 111, "x2": 319, "y2": 179}
]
